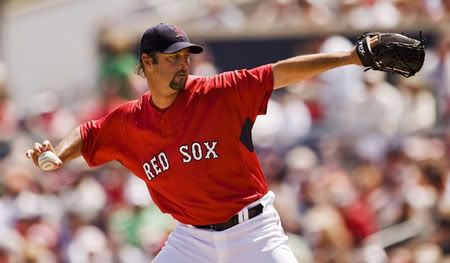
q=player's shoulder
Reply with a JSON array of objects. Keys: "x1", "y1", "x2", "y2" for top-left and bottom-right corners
[
  {"x1": 108, "y1": 93, "x2": 148, "y2": 118},
  {"x1": 211, "y1": 64, "x2": 273, "y2": 82},
  {"x1": 185, "y1": 75, "x2": 209, "y2": 93},
  {"x1": 186, "y1": 75, "x2": 207, "y2": 87},
  {"x1": 187, "y1": 64, "x2": 273, "y2": 92}
]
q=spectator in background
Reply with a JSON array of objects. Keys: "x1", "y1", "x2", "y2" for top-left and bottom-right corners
[
  {"x1": 249, "y1": 0, "x2": 303, "y2": 30},
  {"x1": 0, "y1": 62, "x2": 16, "y2": 138},
  {"x1": 77, "y1": 84, "x2": 128, "y2": 123},
  {"x1": 253, "y1": 93, "x2": 312, "y2": 148},
  {"x1": 0, "y1": 62, "x2": 14, "y2": 165},
  {"x1": 0, "y1": 166, "x2": 59, "y2": 262},
  {"x1": 318, "y1": 35, "x2": 365, "y2": 135},
  {"x1": 393, "y1": 0, "x2": 428, "y2": 26},
  {"x1": 359, "y1": 71, "x2": 404, "y2": 136},
  {"x1": 190, "y1": 47, "x2": 219, "y2": 76},
  {"x1": 252, "y1": 98, "x2": 285, "y2": 148},
  {"x1": 302, "y1": 167, "x2": 355, "y2": 262},
  {"x1": 428, "y1": 33, "x2": 450, "y2": 124},
  {"x1": 412, "y1": 159, "x2": 447, "y2": 232},
  {"x1": 259, "y1": 148, "x2": 303, "y2": 234},
  {"x1": 295, "y1": 0, "x2": 334, "y2": 28},
  {"x1": 372, "y1": 148, "x2": 411, "y2": 228},
  {"x1": 398, "y1": 76, "x2": 437, "y2": 133},
  {"x1": 340, "y1": 0, "x2": 401, "y2": 30},
  {"x1": 436, "y1": 0, "x2": 450, "y2": 22},
  {"x1": 195, "y1": 0, "x2": 247, "y2": 32},
  {"x1": 98, "y1": 26, "x2": 138, "y2": 100},
  {"x1": 347, "y1": 71, "x2": 404, "y2": 162},
  {"x1": 65, "y1": 225, "x2": 112, "y2": 262}
]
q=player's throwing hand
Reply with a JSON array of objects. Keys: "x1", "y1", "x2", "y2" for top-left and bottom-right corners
[{"x1": 25, "y1": 140, "x2": 62, "y2": 171}]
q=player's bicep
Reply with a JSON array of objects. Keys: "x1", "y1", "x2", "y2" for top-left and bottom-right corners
[{"x1": 272, "y1": 61, "x2": 292, "y2": 90}]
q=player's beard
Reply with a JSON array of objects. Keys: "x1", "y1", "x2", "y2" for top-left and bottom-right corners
[{"x1": 169, "y1": 71, "x2": 188, "y2": 90}]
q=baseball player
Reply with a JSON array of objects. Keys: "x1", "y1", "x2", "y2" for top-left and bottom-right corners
[{"x1": 26, "y1": 23, "x2": 376, "y2": 262}]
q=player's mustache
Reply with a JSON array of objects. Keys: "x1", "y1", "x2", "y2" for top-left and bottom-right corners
[{"x1": 175, "y1": 70, "x2": 188, "y2": 76}]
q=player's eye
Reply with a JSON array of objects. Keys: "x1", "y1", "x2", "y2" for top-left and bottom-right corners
[
  {"x1": 168, "y1": 53, "x2": 189, "y2": 63},
  {"x1": 169, "y1": 54, "x2": 181, "y2": 61}
]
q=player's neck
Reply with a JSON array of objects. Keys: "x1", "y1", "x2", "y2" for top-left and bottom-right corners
[
  {"x1": 146, "y1": 76, "x2": 181, "y2": 109},
  {"x1": 149, "y1": 89, "x2": 179, "y2": 110}
]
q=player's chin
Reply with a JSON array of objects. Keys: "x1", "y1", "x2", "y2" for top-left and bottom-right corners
[{"x1": 169, "y1": 75, "x2": 187, "y2": 90}]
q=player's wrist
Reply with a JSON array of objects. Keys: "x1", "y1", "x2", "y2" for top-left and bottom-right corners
[
  {"x1": 345, "y1": 48, "x2": 362, "y2": 66},
  {"x1": 347, "y1": 48, "x2": 362, "y2": 66}
]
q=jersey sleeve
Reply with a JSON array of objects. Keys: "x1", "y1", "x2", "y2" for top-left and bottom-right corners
[
  {"x1": 79, "y1": 108, "x2": 127, "y2": 167},
  {"x1": 207, "y1": 64, "x2": 274, "y2": 120}
]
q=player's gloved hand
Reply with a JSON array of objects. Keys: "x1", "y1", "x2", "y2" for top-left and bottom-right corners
[
  {"x1": 356, "y1": 32, "x2": 425, "y2": 78},
  {"x1": 25, "y1": 140, "x2": 62, "y2": 171}
]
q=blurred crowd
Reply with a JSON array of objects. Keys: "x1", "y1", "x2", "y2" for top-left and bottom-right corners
[
  {"x1": 2, "y1": 1, "x2": 450, "y2": 262},
  {"x1": 253, "y1": 31, "x2": 450, "y2": 262},
  {"x1": 134, "y1": 0, "x2": 450, "y2": 33}
]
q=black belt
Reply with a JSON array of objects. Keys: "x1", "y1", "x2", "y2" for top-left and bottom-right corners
[{"x1": 194, "y1": 203, "x2": 264, "y2": 231}]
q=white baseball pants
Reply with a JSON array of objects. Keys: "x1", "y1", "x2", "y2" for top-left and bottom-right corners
[{"x1": 153, "y1": 191, "x2": 298, "y2": 263}]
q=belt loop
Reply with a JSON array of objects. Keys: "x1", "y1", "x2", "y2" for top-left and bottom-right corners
[
  {"x1": 238, "y1": 210, "x2": 244, "y2": 223},
  {"x1": 243, "y1": 207, "x2": 249, "y2": 221}
]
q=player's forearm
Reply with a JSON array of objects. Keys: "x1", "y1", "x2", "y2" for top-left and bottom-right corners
[
  {"x1": 272, "y1": 49, "x2": 361, "y2": 89},
  {"x1": 53, "y1": 126, "x2": 83, "y2": 163}
]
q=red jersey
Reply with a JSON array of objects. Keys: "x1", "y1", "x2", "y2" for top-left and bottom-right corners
[{"x1": 80, "y1": 64, "x2": 274, "y2": 225}]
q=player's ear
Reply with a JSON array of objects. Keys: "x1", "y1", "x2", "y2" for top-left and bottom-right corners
[{"x1": 142, "y1": 53, "x2": 153, "y2": 69}]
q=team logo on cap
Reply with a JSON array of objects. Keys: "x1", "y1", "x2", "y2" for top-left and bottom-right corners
[{"x1": 172, "y1": 25, "x2": 184, "y2": 39}]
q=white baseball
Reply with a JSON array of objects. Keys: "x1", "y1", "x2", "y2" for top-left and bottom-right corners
[{"x1": 38, "y1": 151, "x2": 62, "y2": 171}]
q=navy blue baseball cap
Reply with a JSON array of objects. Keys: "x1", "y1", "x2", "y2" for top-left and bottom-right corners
[{"x1": 139, "y1": 23, "x2": 203, "y2": 55}]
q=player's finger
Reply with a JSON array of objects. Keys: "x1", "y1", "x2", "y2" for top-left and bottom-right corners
[
  {"x1": 42, "y1": 140, "x2": 53, "y2": 152},
  {"x1": 34, "y1": 143, "x2": 43, "y2": 154},
  {"x1": 25, "y1": 149, "x2": 40, "y2": 167},
  {"x1": 25, "y1": 150, "x2": 33, "y2": 158}
]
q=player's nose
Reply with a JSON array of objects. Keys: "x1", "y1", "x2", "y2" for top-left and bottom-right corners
[{"x1": 179, "y1": 60, "x2": 189, "y2": 72}]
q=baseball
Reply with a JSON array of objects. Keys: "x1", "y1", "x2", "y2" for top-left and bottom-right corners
[{"x1": 38, "y1": 151, "x2": 62, "y2": 171}]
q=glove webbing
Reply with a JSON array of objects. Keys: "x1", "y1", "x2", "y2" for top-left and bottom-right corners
[{"x1": 376, "y1": 42, "x2": 425, "y2": 77}]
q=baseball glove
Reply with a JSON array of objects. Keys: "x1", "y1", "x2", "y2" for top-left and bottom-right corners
[{"x1": 356, "y1": 32, "x2": 425, "y2": 78}]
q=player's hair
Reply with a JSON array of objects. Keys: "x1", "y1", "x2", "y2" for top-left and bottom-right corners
[{"x1": 135, "y1": 51, "x2": 158, "y2": 77}]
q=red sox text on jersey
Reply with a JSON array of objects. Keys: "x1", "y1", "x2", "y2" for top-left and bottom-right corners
[{"x1": 143, "y1": 141, "x2": 219, "y2": 180}]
